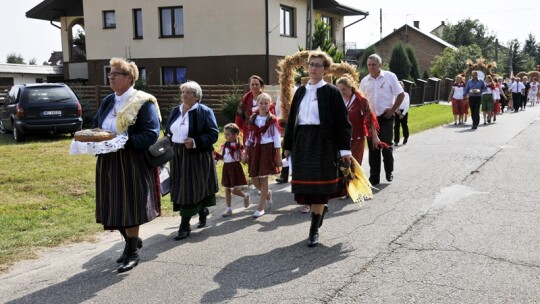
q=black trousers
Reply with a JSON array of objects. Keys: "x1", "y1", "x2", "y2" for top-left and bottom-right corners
[
  {"x1": 367, "y1": 115, "x2": 394, "y2": 178},
  {"x1": 513, "y1": 93, "x2": 522, "y2": 111},
  {"x1": 468, "y1": 96, "x2": 481, "y2": 127},
  {"x1": 394, "y1": 112, "x2": 409, "y2": 143}
]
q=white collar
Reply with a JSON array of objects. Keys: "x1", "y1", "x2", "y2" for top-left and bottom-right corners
[
  {"x1": 115, "y1": 86, "x2": 135, "y2": 103},
  {"x1": 306, "y1": 79, "x2": 326, "y2": 90},
  {"x1": 369, "y1": 70, "x2": 386, "y2": 80},
  {"x1": 180, "y1": 102, "x2": 199, "y2": 115}
]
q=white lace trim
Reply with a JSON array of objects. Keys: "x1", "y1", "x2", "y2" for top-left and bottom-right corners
[{"x1": 69, "y1": 135, "x2": 129, "y2": 155}]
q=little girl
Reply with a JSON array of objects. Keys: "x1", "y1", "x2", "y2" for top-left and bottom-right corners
[
  {"x1": 215, "y1": 123, "x2": 250, "y2": 217},
  {"x1": 243, "y1": 93, "x2": 282, "y2": 218}
]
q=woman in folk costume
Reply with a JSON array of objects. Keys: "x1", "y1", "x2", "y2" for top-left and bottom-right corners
[
  {"x1": 336, "y1": 74, "x2": 380, "y2": 164},
  {"x1": 165, "y1": 81, "x2": 219, "y2": 241},
  {"x1": 283, "y1": 50, "x2": 352, "y2": 247},
  {"x1": 482, "y1": 75, "x2": 496, "y2": 124},
  {"x1": 243, "y1": 93, "x2": 282, "y2": 218},
  {"x1": 235, "y1": 75, "x2": 276, "y2": 144},
  {"x1": 93, "y1": 58, "x2": 161, "y2": 273},
  {"x1": 491, "y1": 77, "x2": 506, "y2": 121},
  {"x1": 448, "y1": 75, "x2": 466, "y2": 125}
]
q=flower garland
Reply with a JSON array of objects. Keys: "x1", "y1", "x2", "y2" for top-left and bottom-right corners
[{"x1": 277, "y1": 50, "x2": 360, "y2": 123}]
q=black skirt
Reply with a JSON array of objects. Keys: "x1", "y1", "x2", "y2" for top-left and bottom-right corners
[{"x1": 291, "y1": 125, "x2": 340, "y2": 197}]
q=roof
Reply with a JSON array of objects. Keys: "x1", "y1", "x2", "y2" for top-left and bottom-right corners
[
  {"x1": 0, "y1": 64, "x2": 63, "y2": 75},
  {"x1": 26, "y1": 0, "x2": 83, "y2": 21},
  {"x1": 377, "y1": 24, "x2": 457, "y2": 50},
  {"x1": 314, "y1": 0, "x2": 368, "y2": 16}
]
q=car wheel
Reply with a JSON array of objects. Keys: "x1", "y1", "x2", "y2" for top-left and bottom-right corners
[{"x1": 13, "y1": 127, "x2": 26, "y2": 142}]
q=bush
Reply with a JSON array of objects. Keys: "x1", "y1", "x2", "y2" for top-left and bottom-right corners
[{"x1": 220, "y1": 85, "x2": 242, "y2": 124}]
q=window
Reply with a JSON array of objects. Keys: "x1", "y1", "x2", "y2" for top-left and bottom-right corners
[
  {"x1": 103, "y1": 11, "x2": 116, "y2": 29},
  {"x1": 35, "y1": 78, "x2": 43, "y2": 83},
  {"x1": 133, "y1": 9, "x2": 143, "y2": 39},
  {"x1": 0, "y1": 77, "x2": 14, "y2": 86},
  {"x1": 138, "y1": 67, "x2": 147, "y2": 85},
  {"x1": 162, "y1": 67, "x2": 186, "y2": 85},
  {"x1": 160, "y1": 7, "x2": 184, "y2": 37},
  {"x1": 280, "y1": 5, "x2": 295, "y2": 37},
  {"x1": 321, "y1": 16, "x2": 334, "y2": 40}
]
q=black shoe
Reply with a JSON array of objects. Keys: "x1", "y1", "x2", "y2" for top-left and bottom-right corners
[
  {"x1": 471, "y1": 126, "x2": 477, "y2": 130},
  {"x1": 197, "y1": 207, "x2": 209, "y2": 228},
  {"x1": 403, "y1": 139, "x2": 407, "y2": 145},
  {"x1": 174, "y1": 216, "x2": 191, "y2": 240},
  {"x1": 116, "y1": 237, "x2": 143, "y2": 263},
  {"x1": 118, "y1": 237, "x2": 140, "y2": 273},
  {"x1": 369, "y1": 176, "x2": 380, "y2": 186},
  {"x1": 275, "y1": 177, "x2": 288, "y2": 184},
  {"x1": 308, "y1": 213, "x2": 322, "y2": 247},
  {"x1": 386, "y1": 172, "x2": 393, "y2": 182},
  {"x1": 318, "y1": 205, "x2": 329, "y2": 228}
]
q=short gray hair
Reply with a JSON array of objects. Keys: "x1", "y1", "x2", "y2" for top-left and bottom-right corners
[
  {"x1": 180, "y1": 81, "x2": 203, "y2": 100},
  {"x1": 367, "y1": 54, "x2": 382, "y2": 65}
]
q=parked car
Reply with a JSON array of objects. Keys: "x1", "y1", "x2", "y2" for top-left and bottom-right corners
[{"x1": 0, "y1": 83, "x2": 83, "y2": 142}]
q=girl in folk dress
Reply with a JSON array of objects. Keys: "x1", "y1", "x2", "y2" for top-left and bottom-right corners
[
  {"x1": 448, "y1": 75, "x2": 465, "y2": 125},
  {"x1": 482, "y1": 75, "x2": 496, "y2": 124},
  {"x1": 215, "y1": 123, "x2": 251, "y2": 217},
  {"x1": 491, "y1": 78, "x2": 506, "y2": 121},
  {"x1": 242, "y1": 93, "x2": 282, "y2": 218}
]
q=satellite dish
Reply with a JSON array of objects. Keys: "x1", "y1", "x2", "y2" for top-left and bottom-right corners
[{"x1": 476, "y1": 70, "x2": 485, "y2": 81}]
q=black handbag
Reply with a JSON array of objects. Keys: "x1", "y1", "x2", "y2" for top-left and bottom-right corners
[{"x1": 145, "y1": 136, "x2": 173, "y2": 167}]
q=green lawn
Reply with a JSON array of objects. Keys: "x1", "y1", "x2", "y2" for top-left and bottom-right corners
[{"x1": 0, "y1": 103, "x2": 452, "y2": 272}]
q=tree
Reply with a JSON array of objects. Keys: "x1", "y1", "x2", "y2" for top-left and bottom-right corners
[
  {"x1": 311, "y1": 18, "x2": 343, "y2": 63},
  {"x1": 405, "y1": 45, "x2": 420, "y2": 81},
  {"x1": 431, "y1": 45, "x2": 483, "y2": 79},
  {"x1": 388, "y1": 43, "x2": 411, "y2": 81},
  {"x1": 6, "y1": 53, "x2": 25, "y2": 64},
  {"x1": 523, "y1": 33, "x2": 540, "y2": 65},
  {"x1": 442, "y1": 18, "x2": 497, "y2": 60},
  {"x1": 29, "y1": 58, "x2": 37, "y2": 65}
]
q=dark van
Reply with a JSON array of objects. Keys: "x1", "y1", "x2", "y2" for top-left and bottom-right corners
[{"x1": 0, "y1": 83, "x2": 83, "y2": 142}]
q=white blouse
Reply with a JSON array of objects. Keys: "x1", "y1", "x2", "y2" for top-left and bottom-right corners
[
  {"x1": 170, "y1": 103, "x2": 199, "y2": 144},
  {"x1": 246, "y1": 115, "x2": 281, "y2": 148},
  {"x1": 297, "y1": 79, "x2": 326, "y2": 125},
  {"x1": 222, "y1": 143, "x2": 242, "y2": 163},
  {"x1": 102, "y1": 86, "x2": 135, "y2": 134}
]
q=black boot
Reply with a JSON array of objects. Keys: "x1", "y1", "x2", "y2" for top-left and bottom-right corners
[
  {"x1": 117, "y1": 237, "x2": 140, "y2": 273},
  {"x1": 318, "y1": 205, "x2": 329, "y2": 228},
  {"x1": 308, "y1": 213, "x2": 323, "y2": 247},
  {"x1": 276, "y1": 167, "x2": 289, "y2": 184},
  {"x1": 174, "y1": 216, "x2": 191, "y2": 240},
  {"x1": 116, "y1": 230, "x2": 143, "y2": 263},
  {"x1": 197, "y1": 207, "x2": 209, "y2": 228}
]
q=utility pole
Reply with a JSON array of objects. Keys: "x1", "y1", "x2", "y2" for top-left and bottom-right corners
[{"x1": 380, "y1": 9, "x2": 382, "y2": 41}]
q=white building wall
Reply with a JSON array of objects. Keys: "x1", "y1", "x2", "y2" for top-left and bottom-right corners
[
  {"x1": 83, "y1": 0, "x2": 268, "y2": 60},
  {"x1": 0, "y1": 73, "x2": 52, "y2": 85}
]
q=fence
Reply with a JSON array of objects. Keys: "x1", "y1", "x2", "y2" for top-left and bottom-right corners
[{"x1": 403, "y1": 77, "x2": 454, "y2": 105}]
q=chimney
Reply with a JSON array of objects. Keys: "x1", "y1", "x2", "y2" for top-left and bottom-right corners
[
  {"x1": 441, "y1": 21, "x2": 445, "y2": 26},
  {"x1": 413, "y1": 21, "x2": 420, "y2": 28}
]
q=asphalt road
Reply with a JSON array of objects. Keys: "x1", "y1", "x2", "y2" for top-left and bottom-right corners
[{"x1": 2, "y1": 106, "x2": 540, "y2": 303}]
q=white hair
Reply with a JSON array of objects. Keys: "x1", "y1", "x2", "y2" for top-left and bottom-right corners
[
  {"x1": 180, "y1": 81, "x2": 203, "y2": 100},
  {"x1": 367, "y1": 54, "x2": 382, "y2": 64}
]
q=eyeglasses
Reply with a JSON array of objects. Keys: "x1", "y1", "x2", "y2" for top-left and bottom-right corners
[
  {"x1": 107, "y1": 72, "x2": 129, "y2": 78},
  {"x1": 308, "y1": 62, "x2": 324, "y2": 69}
]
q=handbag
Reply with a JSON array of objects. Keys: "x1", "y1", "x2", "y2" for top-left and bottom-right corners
[{"x1": 145, "y1": 136, "x2": 174, "y2": 168}]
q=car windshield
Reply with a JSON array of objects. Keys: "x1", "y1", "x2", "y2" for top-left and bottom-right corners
[{"x1": 25, "y1": 87, "x2": 73, "y2": 104}]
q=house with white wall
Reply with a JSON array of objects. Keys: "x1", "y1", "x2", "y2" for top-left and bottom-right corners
[
  {"x1": 0, "y1": 64, "x2": 63, "y2": 86},
  {"x1": 26, "y1": 0, "x2": 367, "y2": 85}
]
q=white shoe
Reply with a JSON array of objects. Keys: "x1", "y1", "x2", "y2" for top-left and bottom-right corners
[
  {"x1": 266, "y1": 190, "x2": 273, "y2": 210},
  {"x1": 301, "y1": 204, "x2": 310, "y2": 213},
  {"x1": 222, "y1": 209, "x2": 232, "y2": 217},
  {"x1": 253, "y1": 210, "x2": 265, "y2": 218},
  {"x1": 243, "y1": 193, "x2": 251, "y2": 208}
]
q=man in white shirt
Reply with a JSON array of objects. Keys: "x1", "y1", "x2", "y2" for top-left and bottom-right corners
[
  {"x1": 394, "y1": 81, "x2": 410, "y2": 145},
  {"x1": 359, "y1": 54, "x2": 405, "y2": 185}
]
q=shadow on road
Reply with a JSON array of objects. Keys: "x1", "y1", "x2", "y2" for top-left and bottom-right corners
[{"x1": 200, "y1": 241, "x2": 351, "y2": 303}]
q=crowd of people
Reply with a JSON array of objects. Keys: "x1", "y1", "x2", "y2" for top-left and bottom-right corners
[
  {"x1": 89, "y1": 52, "x2": 419, "y2": 273},
  {"x1": 450, "y1": 72, "x2": 539, "y2": 129}
]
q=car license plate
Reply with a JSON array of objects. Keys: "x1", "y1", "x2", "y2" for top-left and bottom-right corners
[{"x1": 42, "y1": 110, "x2": 62, "y2": 116}]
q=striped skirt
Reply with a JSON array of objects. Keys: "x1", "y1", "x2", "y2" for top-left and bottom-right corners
[
  {"x1": 96, "y1": 149, "x2": 161, "y2": 229},
  {"x1": 170, "y1": 144, "x2": 218, "y2": 216},
  {"x1": 291, "y1": 125, "x2": 340, "y2": 200}
]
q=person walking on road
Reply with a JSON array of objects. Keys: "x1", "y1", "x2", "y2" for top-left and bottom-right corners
[
  {"x1": 448, "y1": 75, "x2": 466, "y2": 125},
  {"x1": 359, "y1": 54, "x2": 405, "y2": 185},
  {"x1": 394, "y1": 81, "x2": 410, "y2": 145},
  {"x1": 283, "y1": 50, "x2": 352, "y2": 247},
  {"x1": 463, "y1": 71, "x2": 486, "y2": 129},
  {"x1": 509, "y1": 77, "x2": 525, "y2": 112}
]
